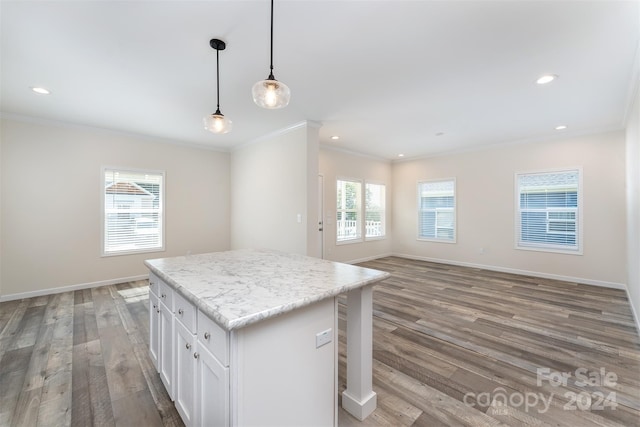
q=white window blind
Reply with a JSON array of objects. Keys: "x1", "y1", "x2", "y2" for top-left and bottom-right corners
[
  {"x1": 337, "y1": 179, "x2": 362, "y2": 242},
  {"x1": 365, "y1": 183, "x2": 385, "y2": 239},
  {"x1": 516, "y1": 169, "x2": 580, "y2": 253},
  {"x1": 103, "y1": 168, "x2": 164, "y2": 256},
  {"x1": 418, "y1": 179, "x2": 456, "y2": 242}
]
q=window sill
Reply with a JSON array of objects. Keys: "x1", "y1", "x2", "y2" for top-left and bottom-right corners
[
  {"x1": 417, "y1": 237, "x2": 456, "y2": 244},
  {"x1": 515, "y1": 244, "x2": 582, "y2": 256},
  {"x1": 102, "y1": 247, "x2": 166, "y2": 257},
  {"x1": 336, "y1": 238, "x2": 364, "y2": 246}
]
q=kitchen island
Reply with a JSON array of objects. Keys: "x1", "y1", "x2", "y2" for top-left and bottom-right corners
[{"x1": 145, "y1": 248, "x2": 390, "y2": 426}]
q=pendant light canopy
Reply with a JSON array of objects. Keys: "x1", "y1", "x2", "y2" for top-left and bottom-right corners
[
  {"x1": 204, "y1": 38, "x2": 232, "y2": 134},
  {"x1": 252, "y1": 0, "x2": 290, "y2": 109}
]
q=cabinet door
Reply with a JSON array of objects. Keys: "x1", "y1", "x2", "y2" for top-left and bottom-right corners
[
  {"x1": 149, "y1": 291, "x2": 160, "y2": 371},
  {"x1": 175, "y1": 320, "x2": 197, "y2": 427},
  {"x1": 197, "y1": 346, "x2": 229, "y2": 427},
  {"x1": 159, "y1": 301, "x2": 174, "y2": 400}
]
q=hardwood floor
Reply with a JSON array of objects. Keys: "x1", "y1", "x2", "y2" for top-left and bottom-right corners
[
  {"x1": 1, "y1": 256, "x2": 639, "y2": 426},
  {"x1": 0, "y1": 283, "x2": 183, "y2": 427},
  {"x1": 338, "y1": 257, "x2": 640, "y2": 427}
]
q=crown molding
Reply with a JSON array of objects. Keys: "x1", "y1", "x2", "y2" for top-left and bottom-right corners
[
  {"x1": 0, "y1": 112, "x2": 229, "y2": 153},
  {"x1": 232, "y1": 120, "x2": 321, "y2": 152}
]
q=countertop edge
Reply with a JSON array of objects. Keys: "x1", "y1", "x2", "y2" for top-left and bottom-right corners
[
  {"x1": 144, "y1": 259, "x2": 390, "y2": 331},
  {"x1": 224, "y1": 271, "x2": 390, "y2": 330}
]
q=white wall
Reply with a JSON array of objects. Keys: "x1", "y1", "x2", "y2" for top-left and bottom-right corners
[
  {"x1": 230, "y1": 122, "x2": 319, "y2": 256},
  {"x1": 0, "y1": 118, "x2": 3, "y2": 298},
  {"x1": 1, "y1": 115, "x2": 633, "y2": 301},
  {"x1": 626, "y1": 87, "x2": 640, "y2": 331},
  {"x1": 0, "y1": 117, "x2": 230, "y2": 299},
  {"x1": 319, "y1": 148, "x2": 392, "y2": 263},
  {"x1": 392, "y1": 131, "x2": 627, "y2": 287}
]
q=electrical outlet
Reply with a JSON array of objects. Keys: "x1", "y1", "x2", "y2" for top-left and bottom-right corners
[{"x1": 316, "y1": 328, "x2": 332, "y2": 348}]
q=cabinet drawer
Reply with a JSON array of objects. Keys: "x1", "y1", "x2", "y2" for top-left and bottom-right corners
[
  {"x1": 174, "y1": 292, "x2": 197, "y2": 334},
  {"x1": 149, "y1": 272, "x2": 160, "y2": 296},
  {"x1": 197, "y1": 311, "x2": 229, "y2": 367},
  {"x1": 159, "y1": 281, "x2": 174, "y2": 311}
]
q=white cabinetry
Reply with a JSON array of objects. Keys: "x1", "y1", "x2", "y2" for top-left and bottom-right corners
[
  {"x1": 173, "y1": 290, "x2": 230, "y2": 427},
  {"x1": 196, "y1": 310, "x2": 229, "y2": 427},
  {"x1": 148, "y1": 278, "x2": 160, "y2": 370},
  {"x1": 175, "y1": 318, "x2": 197, "y2": 426},
  {"x1": 149, "y1": 273, "x2": 334, "y2": 426},
  {"x1": 197, "y1": 345, "x2": 229, "y2": 427},
  {"x1": 157, "y1": 278, "x2": 175, "y2": 400}
]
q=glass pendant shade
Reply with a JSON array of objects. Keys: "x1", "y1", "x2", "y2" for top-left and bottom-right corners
[
  {"x1": 252, "y1": 77, "x2": 290, "y2": 109},
  {"x1": 253, "y1": 0, "x2": 290, "y2": 109},
  {"x1": 204, "y1": 109, "x2": 232, "y2": 134},
  {"x1": 205, "y1": 39, "x2": 231, "y2": 134}
]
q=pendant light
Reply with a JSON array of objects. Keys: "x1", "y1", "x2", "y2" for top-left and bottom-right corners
[
  {"x1": 204, "y1": 38, "x2": 232, "y2": 134},
  {"x1": 252, "y1": 0, "x2": 290, "y2": 109}
]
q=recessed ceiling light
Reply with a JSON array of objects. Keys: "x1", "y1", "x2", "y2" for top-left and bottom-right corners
[
  {"x1": 398, "y1": 153, "x2": 405, "y2": 158},
  {"x1": 31, "y1": 86, "x2": 51, "y2": 95},
  {"x1": 330, "y1": 135, "x2": 340, "y2": 140},
  {"x1": 536, "y1": 74, "x2": 557, "y2": 85},
  {"x1": 555, "y1": 125, "x2": 568, "y2": 130}
]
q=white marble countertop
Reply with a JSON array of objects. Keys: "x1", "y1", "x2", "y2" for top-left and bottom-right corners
[{"x1": 144, "y1": 248, "x2": 390, "y2": 331}]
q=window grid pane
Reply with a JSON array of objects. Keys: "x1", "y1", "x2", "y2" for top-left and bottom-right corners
[
  {"x1": 418, "y1": 179, "x2": 456, "y2": 242},
  {"x1": 337, "y1": 179, "x2": 362, "y2": 242},
  {"x1": 365, "y1": 183, "x2": 385, "y2": 238},
  {"x1": 517, "y1": 170, "x2": 579, "y2": 251},
  {"x1": 104, "y1": 169, "x2": 164, "y2": 255}
]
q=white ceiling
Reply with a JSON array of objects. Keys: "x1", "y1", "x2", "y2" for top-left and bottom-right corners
[{"x1": 1, "y1": 1, "x2": 639, "y2": 160}]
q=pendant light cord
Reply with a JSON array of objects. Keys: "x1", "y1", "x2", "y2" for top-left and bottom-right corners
[
  {"x1": 216, "y1": 48, "x2": 221, "y2": 111},
  {"x1": 269, "y1": 0, "x2": 274, "y2": 79}
]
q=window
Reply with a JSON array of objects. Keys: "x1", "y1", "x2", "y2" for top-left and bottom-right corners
[
  {"x1": 103, "y1": 168, "x2": 164, "y2": 256},
  {"x1": 365, "y1": 183, "x2": 385, "y2": 239},
  {"x1": 336, "y1": 179, "x2": 362, "y2": 242},
  {"x1": 516, "y1": 169, "x2": 581, "y2": 253},
  {"x1": 418, "y1": 179, "x2": 456, "y2": 242}
]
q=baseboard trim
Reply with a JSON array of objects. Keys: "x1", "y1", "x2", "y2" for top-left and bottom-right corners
[
  {"x1": 389, "y1": 253, "x2": 626, "y2": 290},
  {"x1": 625, "y1": 287, "x2": 640, "y2": 336},
  {"x1": 343, "y1": 253, "x2": 394, "y2": 266},
  {"x1": 0, "y1": 274, "x2": 150, "y2": 302}
]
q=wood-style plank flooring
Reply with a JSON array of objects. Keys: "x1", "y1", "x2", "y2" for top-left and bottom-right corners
[
  {"x1": 338, "y1": 258, "x2": 640, "y2": 427},
  {"x1": 1, "y1": 256, "x2": 639, "y2": 426}
]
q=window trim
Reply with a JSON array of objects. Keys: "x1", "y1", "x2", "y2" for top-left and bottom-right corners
[
  {"x1": 364, "y1": 180, "x2": 386, "y2": 241},
  {"x1": 417, "y1": 178, "x2": 457, "y2": 244},
  {"x1": 514, "y1": 167, "x2": 583, "y2": 255},
  {"x1": 101, "y1": 166, "x2": 166, "y2": 257},
  {"x1": 336, "y1": 177, "x2": 363, "y2": 245}
]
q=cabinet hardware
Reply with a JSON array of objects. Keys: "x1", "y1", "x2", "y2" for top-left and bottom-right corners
[
  {"x1": 204, "y1": 332, "x2": 210, "y2": 340},
  {"x1": 178, "y1": 308, "x2": 184, "y2": 315},
  {"x1": 161, "y1": 293, "x2": 166, "y2": 298},
  {"x1": 186, "y1": 343, "x2": 191, "y2": 350},
  {"x1": 193, "y1": 352, "x2": 199, "y2": 359}
]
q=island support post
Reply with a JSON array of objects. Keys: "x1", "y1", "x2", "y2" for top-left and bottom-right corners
[{"x1": 341, "y1": 284, "x2": 376, "y2": 420}]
